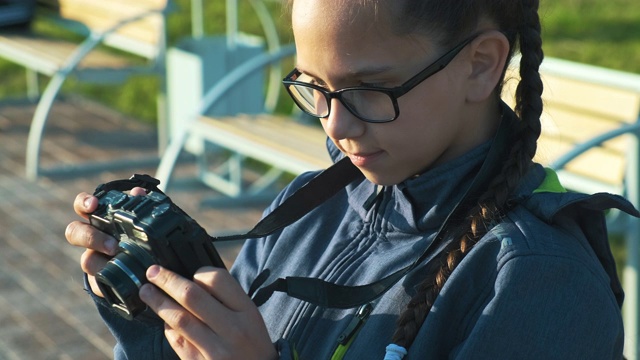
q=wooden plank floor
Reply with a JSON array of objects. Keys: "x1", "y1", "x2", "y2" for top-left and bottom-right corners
[{"x1": 0, "y1": 97, "x2": 264, "y2": 359}]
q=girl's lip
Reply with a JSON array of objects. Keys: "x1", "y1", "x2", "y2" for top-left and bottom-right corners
[{"x1": 347, "y1": 150, "x2": 384, "y2": 167}]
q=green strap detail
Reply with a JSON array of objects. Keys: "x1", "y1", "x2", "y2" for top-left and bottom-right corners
[
  {"x1": 330, "y1": 336, "x2": 357, "y2": 360},
  {"x1": 533, "y1": 168, "x2": 567, "y2": 194},
  {"x1": 293, "y1": 344, "x2": 299, "y2": 360}
]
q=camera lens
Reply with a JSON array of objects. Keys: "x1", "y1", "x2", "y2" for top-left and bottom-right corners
[{"x1": 95, "y1": 240, "x2": 155, "y2": 320}]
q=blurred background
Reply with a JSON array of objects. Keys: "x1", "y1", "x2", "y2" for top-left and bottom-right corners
[{"x1": 0, "y1": 0, "x2": 638, "y2": 359}]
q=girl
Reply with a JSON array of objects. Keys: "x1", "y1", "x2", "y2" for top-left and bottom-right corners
[{"x1": 66, "y1": 0, "x2": 637, "y2": 358}]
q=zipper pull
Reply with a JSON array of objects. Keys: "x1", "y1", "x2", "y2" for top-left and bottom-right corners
[{"x1": 337, "y1": 303, "x2": 373, "y2": 345}]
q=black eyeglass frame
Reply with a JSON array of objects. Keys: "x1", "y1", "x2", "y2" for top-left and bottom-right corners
[{"x1": 282, "y1": 33, "x2": 481, "y2": 123}]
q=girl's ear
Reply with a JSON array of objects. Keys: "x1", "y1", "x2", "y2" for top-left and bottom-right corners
[{"x1": 464, "y1": 31, "x2": 510, "y2": 103}]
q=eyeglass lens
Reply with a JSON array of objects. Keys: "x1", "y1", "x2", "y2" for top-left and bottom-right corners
[{"x1": 287, "y1": 73, "x2": 396, "y2": 122}]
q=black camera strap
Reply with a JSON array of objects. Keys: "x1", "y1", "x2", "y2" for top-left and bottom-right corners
[
  {"x1": 211, "y1": 156, "x2": 364, "y2": 242},
  {"x1": 94, "y1": 173, "x2": 166, "y2": 197}
]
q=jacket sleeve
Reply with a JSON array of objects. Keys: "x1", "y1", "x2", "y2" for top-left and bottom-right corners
[
  {"x1": 85, "y1": 275, "x2": 179, "y2": 360},
  {"x1": 450, "y1": 253, "x2": 624, "y2": 360}
]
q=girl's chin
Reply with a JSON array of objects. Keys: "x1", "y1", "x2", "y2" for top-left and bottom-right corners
[{"x1": 359, "y1": 169, "x2": 406, "y2": 187}]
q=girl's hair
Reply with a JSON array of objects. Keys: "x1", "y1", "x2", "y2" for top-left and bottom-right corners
[
  {"x1": 388, "y1": 0, "x2": 544, "y2": 348},
  {"x1": 286, "y1": 0, "x2": 544, "y2": 349}
]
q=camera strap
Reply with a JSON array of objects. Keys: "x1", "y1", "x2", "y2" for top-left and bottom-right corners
[
  {"x1": 94, "y1": 173, "x2": 166, "y2": 197},
  {"x1": 211, "y1": 156, "x2": 364, "y2": 242}
]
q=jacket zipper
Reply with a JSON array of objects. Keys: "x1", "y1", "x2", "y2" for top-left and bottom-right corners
[{"x1": 331, "y1": 303, "x2": 374, "y2": 359}]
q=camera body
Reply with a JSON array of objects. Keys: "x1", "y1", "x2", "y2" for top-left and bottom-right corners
[{"x1": 91, "y1": 187, "x2": 225, "y2": 320}]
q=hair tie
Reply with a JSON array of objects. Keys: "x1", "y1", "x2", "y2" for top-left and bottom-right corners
[{"x1": 384, "y1": 344, "x2": 407, "y2": 360}]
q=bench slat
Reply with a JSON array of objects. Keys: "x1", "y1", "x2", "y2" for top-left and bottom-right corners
[
  {"x1": 0, "y1": 33, "x2": 132, "y2": 76},
  {"x1": 37, "y1": 0, "x2": 166, "y2": 46},
  {"x1": 195, "y1": 115, "x2": 332, "y2": 174},
  {"x1": 539, "y1": 108, "x2": 630, "y2": 153},
  {"x1": 535, "y1": 136, "x2": 627, "y2": 186},
  {"x1": 502, "y1": 63, "x2": 640, "y2": 193},
  {"x1": 542, "y1": 74, "x2": 640, "y2": 123},
  {"x1": 58, "y1": 5, "x2": 163, "y2": 45}
]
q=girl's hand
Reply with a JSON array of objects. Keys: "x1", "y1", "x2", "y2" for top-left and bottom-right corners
[
  {"x1": 65, "y1": 188, "x2": 147, "y2": 297},
  {"x1": 139, "y1": 265, "x2": 278, "y2": 360}
]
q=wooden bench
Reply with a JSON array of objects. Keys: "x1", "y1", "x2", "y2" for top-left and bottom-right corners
[
  {"x1": 158, "y1": 47, "x2": 640, "y2": 206},
  {"x1": 0, "y1": 0, "x2": 171, "y2": 180},
  {"x1": 155, "y1": 44, "x2": 334, "y2": 204},
  {"x1": 502, "y1": 57, "x2": 640, "y2": 197}
]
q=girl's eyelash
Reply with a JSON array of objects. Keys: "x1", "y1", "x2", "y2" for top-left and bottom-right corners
[
  {"x1": 311, "y1": 79, "x2": 326, "y2": 86},
  {"x1": 360, "y1": 81, "x2": 385, "y2": 88}
]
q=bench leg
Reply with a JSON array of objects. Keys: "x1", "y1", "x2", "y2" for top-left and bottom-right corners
[
  {"x1": 156, "y1": 118, "x2": 192, "y2": 190},
  {"x1": 199, "y1": 152, "x2": 245, "y2": 197},
  {"x1": 26, "y1": 68, "x2": 39, "y2": 101},
  {"x1": 25, "y1": 72, "x2": 66, "y2": 180}
]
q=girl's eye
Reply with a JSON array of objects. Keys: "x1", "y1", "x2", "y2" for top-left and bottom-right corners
[{"x1": 310, "y1": 79, "x2": 327, "y2": 87}]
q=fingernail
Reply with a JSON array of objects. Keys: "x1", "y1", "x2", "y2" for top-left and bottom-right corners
[
  {"x1": 139, "y1": 283, "x2": 154, "y2": 302},
  {"x1": 104, "y1": 238, "x2": 118, "y2": 255},
  {"x1": 147, "y1": 265, "x2": 160, "y2": 280},
  {"x1": 84, "y1": 196, "x2": 93, "y2": 209}
]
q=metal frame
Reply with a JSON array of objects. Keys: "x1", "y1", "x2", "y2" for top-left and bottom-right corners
[
  {"x1": 155, "y1": 44, "x2": 297, "y2": 196},
  {"x1": 0, "y1": 3, "x2": 172, "y2": 180}
]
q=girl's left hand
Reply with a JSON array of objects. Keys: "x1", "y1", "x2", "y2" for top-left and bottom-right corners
[{"x1": 139, "y1": 265, "x2": 278, "y2": 360}]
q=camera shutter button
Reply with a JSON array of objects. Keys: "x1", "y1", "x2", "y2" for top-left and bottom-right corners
[{"x1": 151, "y1": 203, "x2": 171, "y2": 218}]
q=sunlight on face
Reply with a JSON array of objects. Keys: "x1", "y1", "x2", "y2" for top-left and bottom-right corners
[{"x1": 292, "y1": 0, "x2": 475, "y2": 186}]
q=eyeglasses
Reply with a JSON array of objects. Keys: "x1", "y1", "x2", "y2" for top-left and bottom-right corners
[{"x1": 282, "y1": 34, "x2": 480, "y2": 123}]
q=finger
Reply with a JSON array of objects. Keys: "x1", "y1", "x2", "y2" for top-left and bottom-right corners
[
  {"x1": 139, "y1": 282, "x2": 219, "y2": 353},
  {"x1": 87, "y1": 275, "x2": 105, "y2": 298},
  {"x1": 164, "y1": 324, "x2": 205, "y2": 360},
  {"x1": 73, "y1": 192, "x2": 98, "y2": 218},
  {"x1": 80, "y1": 249, "x2": 111, "y2": 275},
  {"x1": 130, "y1": 187, "x2": 147, "y2": 196},
  {"x1": 144, "y1": 267, "x2": 276, "y2": 359},
  {"x1": 144, "y1": 266, "x2": 235, "y2": 332},
  {"x1": 193, "y1": 267, "x2": 254, "y2": 312},
  {"x1": 65, "y1": 221, "x2": 118, "y2": 256}
]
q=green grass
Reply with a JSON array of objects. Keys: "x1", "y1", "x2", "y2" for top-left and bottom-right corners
[
  {"x1": 540, "y1": 0, "x2": 640, "y2": 73},
  {"x1": 0, "y1": 0, "x2": 291, "y2": 122},
  {"x1": 1, "y1": 0, "x2": 638, "y2": 122}
]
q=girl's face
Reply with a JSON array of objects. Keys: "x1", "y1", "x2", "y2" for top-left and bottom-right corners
[{"x1": 292, "y1": 0, "x2": 492, "y2": 186}]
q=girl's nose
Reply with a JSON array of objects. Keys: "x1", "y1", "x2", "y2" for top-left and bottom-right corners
[{"x1": 321, "y1": 98, "x2": 366, "y2": 140}]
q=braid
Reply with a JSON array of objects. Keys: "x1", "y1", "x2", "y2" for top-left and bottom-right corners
[
  {"x1": 391, "y1": 0, "x2": 544, "y2": 349},
  {"x1": 515, "y1": 0, "x2": 544, "y2": 162}
]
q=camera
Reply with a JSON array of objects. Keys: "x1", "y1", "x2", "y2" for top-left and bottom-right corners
[{"x1": 90, "y1": 176, "x2": 225, "y2": 320}]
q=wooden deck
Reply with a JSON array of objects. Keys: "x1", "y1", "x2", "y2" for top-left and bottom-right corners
[{"x1": 0, "y1": 97, "x2": 264, "y2": 359}]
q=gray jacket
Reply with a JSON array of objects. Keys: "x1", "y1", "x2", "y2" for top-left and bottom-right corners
[{"x1": 91, "y1": 111, "x2": 636, "y2": 360}]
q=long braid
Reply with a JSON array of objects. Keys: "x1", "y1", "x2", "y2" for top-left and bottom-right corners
[{"x1": 391, "y1": 0, "x2": 544, "y2": 349}]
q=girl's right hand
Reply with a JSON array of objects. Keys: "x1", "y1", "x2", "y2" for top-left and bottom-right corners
[{"x1": 65, "y1": 188, "x2": 146, "y2": 297}]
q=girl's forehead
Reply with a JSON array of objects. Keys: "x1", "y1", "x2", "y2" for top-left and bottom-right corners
[
  {"x1": 292, "y1": 1, "x2": 434, "y2": 83},
  {"x1": 292, "y1": 0, "x2": 394, "y2": 35}
]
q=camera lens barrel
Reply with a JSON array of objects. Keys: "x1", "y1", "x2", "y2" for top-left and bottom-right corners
[{"x1": 95, "y1": 240, "x2": 156, "y2": 320}]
